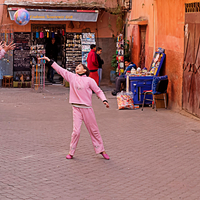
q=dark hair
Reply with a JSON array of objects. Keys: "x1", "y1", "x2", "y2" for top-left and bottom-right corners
[
  {"x1": 81, "y1": 64, "x2": 90, "y2": 76},
  {"x1": 90, "y1": 44, "x2": 96, "y2": 49},
  {"x1": 124, "y1": 57, "x2": 130, "y2": 62},
  {"x1": 97, "y1": 47, "x2": 102, "y2": 51}
]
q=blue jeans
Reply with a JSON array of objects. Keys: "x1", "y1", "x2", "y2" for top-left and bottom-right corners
[{"x1": 98, "y1": 68, "x2": 102, "y2": 86}]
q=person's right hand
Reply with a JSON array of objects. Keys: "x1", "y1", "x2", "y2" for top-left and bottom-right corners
[
  {"x1": 38, "y1": 56, "x2": 50, "y2": 62},
  {"x1": 104, "y1": 101, "x2": 110, "y2": 108},
  {"x1": 3, "y1": 42, "x2": 15, "y2": 52},
  {"x1": 0, "y1": 41, "x2": 3, "y2": 51}
]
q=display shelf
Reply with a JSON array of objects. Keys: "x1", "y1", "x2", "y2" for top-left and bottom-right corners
[
  {"x1": 13, "y1": 32, "x2": 31, "y2": 81},
  {"x1": 116, "y1": 34, "x2": 124, "y2": 75},
  {"x1": 30, "y1": 44, "x2": 46, "y2": 91},
  {"x1": 65, "y1": 33, "x2": 82, "y2": 72}
]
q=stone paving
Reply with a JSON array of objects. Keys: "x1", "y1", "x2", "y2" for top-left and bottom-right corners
[{"x1": 0, "y1": 85, "x2": 200, "y2": 200}]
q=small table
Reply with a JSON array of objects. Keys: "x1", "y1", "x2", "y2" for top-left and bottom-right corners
[
  {"x1": 128, "y1": 76, "x2": 153, "y2": 105},
  {"x1": 2, "y1": 75, "x2": 13, "y2": 87}
]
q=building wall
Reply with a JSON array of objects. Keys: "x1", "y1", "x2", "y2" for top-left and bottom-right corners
[
  {"x1": 127, "y1": 0, "x2": 196, "y2": 110},
  {"x1": 0, "y1": 1, "x2": 118, "y2": 84}
]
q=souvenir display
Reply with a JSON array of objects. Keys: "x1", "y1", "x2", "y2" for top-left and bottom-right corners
[
  {"x1": 13, "y1": 32, "x2": 31, "y2": 84},
  {"x1": 128, "y1": 51, "x2": 166, "y2": 77},
  {"x1": 30, "y1": 45, "x2": 46, "y2": 91},
  {"x1": 14, "y1": 9, "x2": 30, "y2": 26},
  {"x1": 63, "y1": 32, "x2": 96, "y2": 72},
  {"x1": 128, "y1": 48, "x2": 166, "y2": 105},
  {"x1": 81, "y1": 33, "x2": 96, "y2": 66},
  {"x1": 116, "y1": 34, "x2": 124, "y2": 76},
  {"x1": 64, "y1": 33, "x2": 82, "y2": 72}
]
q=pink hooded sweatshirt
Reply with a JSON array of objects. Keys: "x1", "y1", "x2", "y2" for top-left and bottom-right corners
[
  {"x1": 0, "y1": 49, "x2": 6, "y2": 59},
  {"x1": 51, "y1": 62, "x2": 107, "y2": 107}
]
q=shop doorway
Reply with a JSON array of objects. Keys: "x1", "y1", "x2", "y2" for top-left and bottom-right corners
[
  {"x1": 31, "y1": 24, "x2": 66, "y2": 84},
  {"x1": 183, "y1": 4, "x2": 200, "y2": 118},
  {"x1": 139, "y1": 25, "x2": 146, "y2": 69}
]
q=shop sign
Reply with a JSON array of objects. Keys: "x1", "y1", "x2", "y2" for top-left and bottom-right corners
[{"x1": 8, "y1": 9, "x2": 99, "y2": 22}]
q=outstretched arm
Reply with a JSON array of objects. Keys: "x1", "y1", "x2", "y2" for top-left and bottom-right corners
[
  {"x1": 89, "y1": 78, "x2": 109, "y2": 108},
  {"x1": 38, "y1": 56, "x2": 75, "y2": 82}
]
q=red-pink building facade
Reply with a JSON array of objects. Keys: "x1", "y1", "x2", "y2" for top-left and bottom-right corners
[
  {"x1": 0, "y1": 0, "x2": 119, "y2": 84},
  {"x1": 127, "y1": 0, "x2": 199, "y2": 112}
]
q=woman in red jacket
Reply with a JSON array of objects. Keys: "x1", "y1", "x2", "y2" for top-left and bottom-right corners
[{"x1": 87, "y1": 44, "x2": 99, "y2": 85}]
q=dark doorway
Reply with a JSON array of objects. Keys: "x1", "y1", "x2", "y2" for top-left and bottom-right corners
[
  {"x1": 31, "y1": 24, "x2": 66, "y2": 84},
  {"x1": 139, "y1": 25, "x2": 146, "y2": 69}
]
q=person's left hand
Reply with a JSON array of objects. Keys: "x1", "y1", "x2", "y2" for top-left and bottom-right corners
[{"x1": 104, "y1": 101, "x2": 109, "y2": 108}]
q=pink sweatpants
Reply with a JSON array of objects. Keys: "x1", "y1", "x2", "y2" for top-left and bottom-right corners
[{"x1": 69, "y1": 106, "x2": 105, "y2": 156}]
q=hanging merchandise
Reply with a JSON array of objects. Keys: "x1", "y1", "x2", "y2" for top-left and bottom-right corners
[
  {"x1": 51, "y1": 31, "x2": 54, "y2": 38},
  {"x1": 115, "y1": 34, "x2": 124, "y2": 75},
  {"x1": 40, "y1": 28, "x2": 44, "y2": 38},
  {"x1": 30, "y1": 44, "x2": 46, "y2": 91},
  {"x1": 51, "y1": 28, "x2": 55, "y2": 38},
  {"x1": 62, "y1": 29, "x2": 65, "y2": 36},
  {"x1": 5, "y1": 29, "x2": 7, "y2": 43},
  {"x1": 36, "y1": 28, "x2": 39, "y2": 39},
  {"x1": 55, "y1": 28, "x2": 58, "y2": 35},
  {"x1": 47, "y1": 30, "x2": 49, "y2": 38}
]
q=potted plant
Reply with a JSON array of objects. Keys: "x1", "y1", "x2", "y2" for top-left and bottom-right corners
[{"x1": 110, "y1": 54, "x2": 118, "y2": 82}]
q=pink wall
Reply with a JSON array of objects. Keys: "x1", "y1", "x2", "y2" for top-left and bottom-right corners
[{"x1": 127, "y1": 0, "x2": 195, "y2": 110}]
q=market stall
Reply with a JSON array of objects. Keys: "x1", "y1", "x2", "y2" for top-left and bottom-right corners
[{"x1": 127, "y1": 48, "x2": 166, "y2": 105}]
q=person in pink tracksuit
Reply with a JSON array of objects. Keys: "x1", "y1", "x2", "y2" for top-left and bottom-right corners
[
  {"x1": 39, "y1": 56, "x2": 110, "y2": 160},
  {"x1": 0, "y1": 41, "x2": 15, "y2": 59}
]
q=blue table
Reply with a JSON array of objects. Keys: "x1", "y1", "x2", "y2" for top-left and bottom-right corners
[
  {"x1": 129, "y1": 76, "x2": 153, "y2": 105},
  {"x1": 128, "y1": 50, "x2": 166, "y2": 105}
]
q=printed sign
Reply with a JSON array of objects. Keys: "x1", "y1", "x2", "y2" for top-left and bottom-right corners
[{"x1": 8, "y1": 9, "x2": 99, "y2": 22}]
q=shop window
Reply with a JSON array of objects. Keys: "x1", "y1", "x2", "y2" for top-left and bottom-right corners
[{"x1": 185, "y1": 2, "x2": 200, "y2": 13}]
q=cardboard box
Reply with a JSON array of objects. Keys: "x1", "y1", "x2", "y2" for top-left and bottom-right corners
[
  {"x1": 155, "y1": 94, "x2": 167, "y2": 108},
  {"x1": 13, "y1": 81, "x2": 31, "y2": 88}
]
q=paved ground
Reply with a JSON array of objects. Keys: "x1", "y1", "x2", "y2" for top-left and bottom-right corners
[{"x1": 0, "y1": 85, "x2": 200, "y2": 200}]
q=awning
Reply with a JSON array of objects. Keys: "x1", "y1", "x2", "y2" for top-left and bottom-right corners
[
  {"x1": 4, "y1": 0, "x2": 106, "y2": 9},
  {"x1": 128, "y1": 17, "x2": 148, "y2": 25},
  {"x1": 8, "y1": 8, "x2": 99, "y2": 22}
]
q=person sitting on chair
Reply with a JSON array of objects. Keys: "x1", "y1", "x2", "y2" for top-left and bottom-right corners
[{"x1": 111, "y1": 58, "x2": 136, "y2": 96}]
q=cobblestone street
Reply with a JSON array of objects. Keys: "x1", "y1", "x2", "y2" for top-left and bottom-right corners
[{"x1": 0, "y1": 86, "x2": 200, "y2": 200}]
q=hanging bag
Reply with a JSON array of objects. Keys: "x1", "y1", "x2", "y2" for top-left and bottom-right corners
[{"x1": 117, "y1": 75, "x2": 134, "y2": 110}]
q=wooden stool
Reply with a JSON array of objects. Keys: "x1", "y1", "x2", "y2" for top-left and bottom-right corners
[{"x1": 2, "y1": 75, "x2": 13, "y2": 87}]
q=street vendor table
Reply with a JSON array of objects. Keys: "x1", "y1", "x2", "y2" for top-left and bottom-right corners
[
  {"x1": 129, "y1": 76, "x2": 153, "y2": 105},
  {"x1": 127, "y1": 50, "x2": 166, "y2": 105}
]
